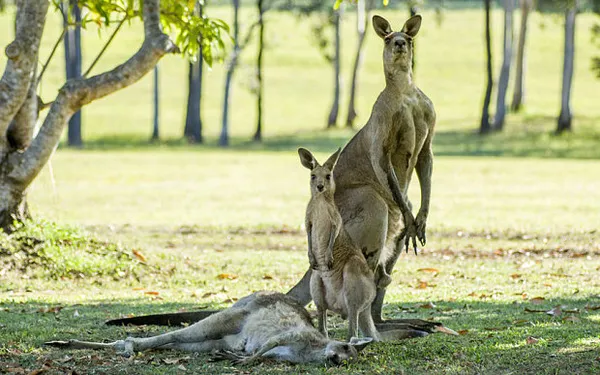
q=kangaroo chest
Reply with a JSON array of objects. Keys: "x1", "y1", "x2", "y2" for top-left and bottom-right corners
[
  {"x1": 389, "y1": 94, "x2": 431, "y2": 188},
  {"x1": 310, "y1": 202, "x2": 342, "y2": 257}
]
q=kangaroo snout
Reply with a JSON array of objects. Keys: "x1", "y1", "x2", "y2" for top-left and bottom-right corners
[{"x1": 317, "y1": 184, "x2": 324, "y2": 192}]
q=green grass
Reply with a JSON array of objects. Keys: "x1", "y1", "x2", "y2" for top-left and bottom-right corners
[{"x1": 1, "y1": 4, "x2": 600, "y2": 374}]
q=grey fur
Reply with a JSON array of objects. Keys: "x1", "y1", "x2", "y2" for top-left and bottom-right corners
[{"x1": 44, "y1": 291, "x2": 373, "y2": 365}]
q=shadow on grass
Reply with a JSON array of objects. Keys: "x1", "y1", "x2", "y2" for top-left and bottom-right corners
[
  {"x1": 1, "y1": 295, "x2": 599, "y2": 374},
  {"x1": 62, "y1": 115, "x2": 600, "y2": 160}
]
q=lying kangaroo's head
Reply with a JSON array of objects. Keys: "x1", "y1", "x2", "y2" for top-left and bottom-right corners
[
  {"x1": 298, "y1": 148, "x2": 341, "y2": 197},
  {"x1": 373, "y1": 14, "x2": 422, "y2": 76},
  {"x1": 322, "y1": 337, "x2": 372, "y2": 365}
]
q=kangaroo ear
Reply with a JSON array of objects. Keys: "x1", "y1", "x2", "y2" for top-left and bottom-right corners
[
  {"x1": 322, "y1": 148, "x2": 341, "y2": 171},
  {"x1": 349, "y1": 337, "x2": 373, "y2": 352},
  {"x1": 372, "y1": 15, "x2": 393, "y2": 39},
  {"x1": 298, "y1": 148, "x2": 318, "y2": 170},
  {"x1": 401, "y1": 15, "x2": 422, "y2": 38}
]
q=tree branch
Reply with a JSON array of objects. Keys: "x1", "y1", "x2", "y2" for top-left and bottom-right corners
[
  {"x1": 10, "y1": 0, "x2": 179, "y2": 187},
  {"x1": 0, "y1": 0, "x2": 49, "y2": 144}
]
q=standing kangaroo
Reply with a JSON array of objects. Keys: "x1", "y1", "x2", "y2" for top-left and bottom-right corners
[
  {"x1": 45, "y1": 291, "x2": 373, "y2": 365},
  {"x1": 288, "y1": 14, "x2": 436, "y2": 328},
  {"x1": 299, "y1": 147, "x2": 379, "y2": 342}
]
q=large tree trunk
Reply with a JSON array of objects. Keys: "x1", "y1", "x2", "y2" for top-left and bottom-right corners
[
  {"x1": 326, "y1": 6, "x2": 343, "y2": 129},
  {"x1": 511, "y1": 0, "x2": 532, "y2": 112},
  {"x1": 63, "y1": 0, "x2": 83, "y2": 147},
  {"x1": 480, "y1": 0, "x2": 494, "y2": 134},
  {"x1": 220, "y1": 0, "x2": 240, "y2": 147},
  {"x1": 0, "y1": 0, "x2": 178, "y2": 231},
  {"x1": 557, "y1": 2, "x2": 577, "y2": 134},
  {"x1": 253, "y1": 0, "x2": 265, "y2": 142},
  {"x1": 493, "y1": 0, "x2": 514, "y2": 131},
  {"x1": 345, "y1": 0, "x2": 373, "y2": 128},
  {"x1": 184, "y1": 1, "x2": 203, "y2": 144},
  {"x1": 151, "y1": 65, "x2": 160, "y2": 141}
]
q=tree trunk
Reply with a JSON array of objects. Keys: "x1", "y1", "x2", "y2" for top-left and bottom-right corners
[
  {"x1": 63, "y1": 0, "x2": 83, "y2": 147},
  {"x1": 220, "y1": 0, "x2": 240, "y2": 147},
  {"x1": 327, "y1": 6, "x2": 343, "y2": 129},
  {"x1": 557, "y1": 3, "x2": 577, "y2": 134},
  {"x1": 0, "y1": 0, "x2": 178, "y2": 230},
  {"x1": 511, "y1": 0, "x2": 532, "y2": 112},
  {"x1": 345, "y1": 0, "x2": 373, "y2": 128},
  {"x1": 151, "y1": 65, "x2": 160, "y2": 141},
  {"x1": 480, "y1": 0, "x2": 494, "y2": 135},
  {"x1": 253, "y1": 0, "x2": 265, "y2": 142},
  {"x1": 184, "y1": 1, "x2": 203, "y2": 144},
  {"x1": 493, "y1": 0, "x2": 514, "y2": 131}
]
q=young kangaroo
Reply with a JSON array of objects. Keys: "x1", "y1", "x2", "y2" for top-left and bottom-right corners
[
  {"x1": 45, "y1": 291, "x2": 372, "y2": 365},
  {"x1": 289, "y1": 15, "x2": 437, "y2": 328},
  {"x1": 299, "y1": 148, "x2": 380, "y2": 342}
]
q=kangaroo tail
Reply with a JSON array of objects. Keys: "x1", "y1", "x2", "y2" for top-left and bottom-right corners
[{"x1": 104, "y1": 310, "x2": 219, "y2": 326}]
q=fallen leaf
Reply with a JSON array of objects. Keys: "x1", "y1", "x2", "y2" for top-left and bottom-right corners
[
  {"x1": 144, "y1": 291, "x2": 160, "y2": 296},
  {"x1": 132, "y1": 250, "x2": 147, "y2": 263},
  {"x1": 543, "y1": 283, "x2": 553, "y2": 288},
  {"x1": 416, "y1": 281, "x2": 429, "y2": 289},
  {"x1": 457, "y1": 329, "x2": 469, "y2": 335},
  {"x1": 222, "y1": 298, "x2": 238, "y2": 304},
  {"x1": 162, "y1": 358, "x2": 180, "y2": 365},
  {"x1": 524, "y1": 307, "x2": 546, "y2": 313},
  {"x1": 585, "y1": 305, "x2": 600, "y2": 311},
  {"x1": 262, "y1": 274, "x2": 274, "y2": 280},
  {"x1": 178, "y1": 364, "x2": 187, "y2": 371},
  {"x1": 526, "y1": 336, "x2": 539, "y2": 345},
  {"x1": 546, "y1": 306, "x2": 562, "y2": 317},
  {"x1": 201, "y1": 292, "x2": 216, "y2": 298},
  {"x1": 510, "y1": 273, "x2": 522, "y2": 279},
  {"x1": 468, "y1": 292, "x2": 478, "y2": 297},
  {"x1": 484, "y1": 327, "x2": 504, "y2": 331},
  {"x1": 530, "y1": 297, "x2": 545, "y2": 305},
  {"x1": 6, "y1": 368, "x2": 25, "y2": 374},
  {"x1": 419, "y1": 302, "x2": 436, "y2": 309},
  {"x1": 417, "y1": 268, "x2": 440, "y2": 274},
  {"x1": 512, "y1": 319, "x2": 530, "y2": 326},
  {"x1": 132, "y1": 287, "x2": 144, "y2": 291},
  {"x1": 38, "y1": 306, "x2": 63, "y2": 314},
  {"x1": 563, "y1": 316, "x2": 580, "y2": 323},
  {"x1": 73, "y1": 310, "x2": 80, "y2": 317},
  {"x1": 217, "y1": 273, "x2": 238, "y2": 280}
]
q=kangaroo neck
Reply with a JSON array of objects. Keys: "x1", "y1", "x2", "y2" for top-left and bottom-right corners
[{"x1": 384, "y1": 68, "x2": 414, "y2": 95}]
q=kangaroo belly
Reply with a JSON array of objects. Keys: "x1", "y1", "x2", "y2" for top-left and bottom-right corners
[{"x1": 320, "y1": 274, "x2": 349, "y2": 317}]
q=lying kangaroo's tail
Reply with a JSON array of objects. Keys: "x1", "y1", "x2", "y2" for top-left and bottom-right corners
[{"x1": 105, "y1": 310, "x2": 219, "y2": 326}]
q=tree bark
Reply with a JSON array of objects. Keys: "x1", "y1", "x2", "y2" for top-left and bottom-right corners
[
  {"x1": 253, "y1": 0, "x2": 265, "y2": 142},
  {"x1": 63, "y1": 0, "x2": 83, "y2": 147},
  {"x1": 480, "y1": 0, "x2": 493, "y2": 135},
  {"x1": 511, "y1": 0, "x2": 532, "y2": 112},
  {"x1": 0, "y1": 0, "x2": 178, "y2": 231},
  {"x1": 345, "y1": 0, "x2": 373, "y2": 128},
  {"x1": 151, "y1": 65, "x2": 159, "y2": 141},
  {"x1": 493, "y1": 0, "x2": 514, "y2": 131},
  {"x1": 184, "y1": 1, "x2": 203, "y2": 144},
  {"x1": 327, "y1": 6, "x2": 343, "y2": 129},
  {"x1": 557, "y1": 3, "x2": 577, "y2": 134},
  {"x1": 220, "y1": 0, "x2": 240, "y2": 147}
]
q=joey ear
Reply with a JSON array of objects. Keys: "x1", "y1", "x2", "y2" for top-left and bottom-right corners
[
  {"x1": 298, "y1": 147, "x2": 318, "y2": 170},
  {"x1": 322, "y1": 148, "x2": 341, "y2": 171},
  {"x1": 401, "y1": 15, "x2": 422, "y2": 38},
  {"x1": 349, "y1": 337, "x2": 373, "y2": 352},
  {"x1": 372, "y1": 15, "x2": 393, "y2": 39}
]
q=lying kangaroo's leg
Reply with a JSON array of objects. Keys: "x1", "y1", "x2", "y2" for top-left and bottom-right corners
[
  {"x1": 286, "y1": 269, "x2": 313, "y2": 306},
  {"x1": 126, "y1": 308, "x2": 248, "y2": 352}
]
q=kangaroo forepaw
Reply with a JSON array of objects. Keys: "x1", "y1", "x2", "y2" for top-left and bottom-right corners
[
  {"x1": 415, "y1": 212, "x2": 427, "y2": 247},
  {"x1": 116, "y1": 338, "x2": 136, "y2": 357}
]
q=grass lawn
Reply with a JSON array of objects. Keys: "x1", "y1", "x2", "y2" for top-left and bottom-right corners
[{"x1": 1, "y1": 3, "x2": 600, "y2": 375}]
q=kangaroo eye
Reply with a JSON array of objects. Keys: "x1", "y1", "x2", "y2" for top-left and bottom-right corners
[
  {"x1": 326, "y1": 174, "x2": 331, "y2": 180},
  {"x1": 311, "y1": 175, "x2": 316, "y2": 180}
]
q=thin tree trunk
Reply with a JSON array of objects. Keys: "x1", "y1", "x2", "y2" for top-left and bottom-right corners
[
  {"x1": 151, "y1": 65, "x2": 159, "y2": 141},
  {"x1": 511, "y1": 0, "x2": 531, "y2": 112},
  {"x1": 63, "y1": 0, "x2": 83, "y2": 147},
  {"x1": 345, "y1": 0, "x2": 373, "y2": 128},
  {"x1": 493, "y1": 0, "x2": 514, "y2": 131},
  {"x1": 480, "y1": 0, "x2": 493, "y2": 134},
  {"x1": 184, "y1": 1, "x2": 203, "y2": 144},
  {"x1": 220, "y1": 0, "x2": 240, "y2": 147},
  {"x1": 327, "y1": 6, "x2": 343, "y2": 129},
  {"x1": 557, "y1": 3, "x2": 577, "y2": 134},
  {"x1": 253, "y1": 0, "x2": 265, "y2": 142}
]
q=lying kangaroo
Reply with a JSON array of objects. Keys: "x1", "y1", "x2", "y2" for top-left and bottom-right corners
[
  {"x1": 288, "y1": 14, "x2": 436, "y2": 327},
  {"x1": 299, "y1": 147, "x2": 379, "y2": 342},
  {"x1": 45, "y1": 291, "x2": 373, "y2": 365}
]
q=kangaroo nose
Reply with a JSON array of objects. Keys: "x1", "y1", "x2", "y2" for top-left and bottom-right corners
[
  {"x1": 395, "y1": 39, "x2": 406, "y2": 48},
  {"x1": 317, "y1": 185, "x2": 324, "y2": 192}
]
